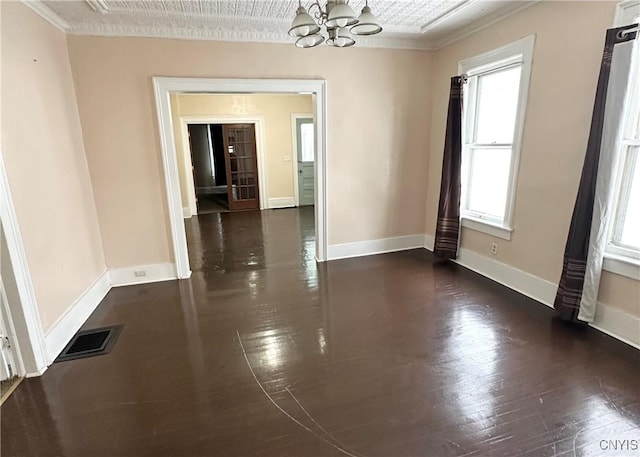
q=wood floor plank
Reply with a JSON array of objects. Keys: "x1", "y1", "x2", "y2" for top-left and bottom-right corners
[{"x1": 1, "y1": 207, "x2": 638, "y2": 456}]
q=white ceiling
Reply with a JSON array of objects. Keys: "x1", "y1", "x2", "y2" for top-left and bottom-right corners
[{"x1": 33, "y1": 0, "x2": 538, "y2": 49}]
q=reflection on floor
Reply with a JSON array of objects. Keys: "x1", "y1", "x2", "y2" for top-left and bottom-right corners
[
  {"x1": 2, "y1": 206, "x2": 639, "y2": 457},
  {"x1": 184, "y1": 206, "x2": 315, "y2": 275}
]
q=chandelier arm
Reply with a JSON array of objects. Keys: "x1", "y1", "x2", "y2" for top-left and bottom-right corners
[{"x1": 307, "y1": 0, "x2": 327, "y2": 25}]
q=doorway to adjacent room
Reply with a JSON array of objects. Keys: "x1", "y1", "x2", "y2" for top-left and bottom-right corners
[
  {"x1": 184, "y1": 122, "x2": 261, "y2": 214},
  {"x1": 154, "y1": 79, "x2": 327, "y2": 279}
]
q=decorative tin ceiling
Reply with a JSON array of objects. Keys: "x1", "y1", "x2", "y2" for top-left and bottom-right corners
[{"x1": 37, "y1": 0, "x2": 538, "y2": 49}]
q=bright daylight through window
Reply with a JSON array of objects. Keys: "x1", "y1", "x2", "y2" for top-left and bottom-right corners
[
  {"x1": 465, "y1": 66, "x2": 521, "y2": 220},
  {"x1": 608, "y1": 44, "x2": 640, "y2": 259},
  {"x1": 459, "y1": 36, "x2": 534, "y2": 239},
  {"x1": 300, "y1": 122, "x2": 315, "y2": 162}
]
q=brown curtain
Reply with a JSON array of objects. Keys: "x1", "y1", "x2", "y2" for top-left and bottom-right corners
[
  {"x1": 554, "y1": 25, "x2": 638, "y2": 322},
  {"x1": 434, "y1": 76, "x2": 464, "y2": 259}
]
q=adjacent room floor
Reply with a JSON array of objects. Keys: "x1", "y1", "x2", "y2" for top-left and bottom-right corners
[
  {"x1": 1, "y1": 207, "x2": 639, "y2": 456},
  {"x1": 196, "y1": 194, "x2": 229, "y2": 214}
]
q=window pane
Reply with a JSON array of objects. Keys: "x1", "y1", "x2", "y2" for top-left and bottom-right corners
[
  {"x1": 619, "y1": 149, "x2": 640, "y2": 249},
  {"x1": 300, "y1": 123, "x2": 314, "y2": 162},
  {"x1": 467, "y1": 148, "x2": 511, "y2": 220},
  {"x1": 474, "y1": 66, "x2": 522, "y2": 144}
]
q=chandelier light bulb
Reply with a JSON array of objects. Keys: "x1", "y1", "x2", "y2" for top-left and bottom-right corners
[
  {"x1": 327, "y1": 27, "x2": 355, "y2": 47},
  {"x1": 295, "y1": 33, "x2": 325, "y2": 48}
]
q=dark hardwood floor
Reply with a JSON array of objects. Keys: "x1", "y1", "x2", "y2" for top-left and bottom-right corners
[
  {"x1": 196, "y1": 194, "x2": 229, "y2": 214},
  {"x1": 2, "y1": 207, "x2": 639, "y2": 456}
]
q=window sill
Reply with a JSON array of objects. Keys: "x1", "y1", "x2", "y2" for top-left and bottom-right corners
[
  {"x1": 603, "y1": 253, "x2": 640, "y2": 281},
  {"x1": 461, "y1": 216, "x2": 513, "y2": 240}
]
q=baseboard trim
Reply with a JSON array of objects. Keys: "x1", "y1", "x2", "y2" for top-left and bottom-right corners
[
  {"x1": 26, "y1": 366, "x2": 47, "y2": 378},
  {"x1": 423, "y1": 234, "x2": 639, "y2": 349},
  {"x1": 182, "y1": 207, "x2": 192, "y2": 218},
  {"x1": 35, "y1": 263, "x2": 178, "y2": 374},
  {"x1": 328, "y1": 234, "x2": 425, "y2": 261},
  {"x1": 44, "y1": 271, "x2": 111, "y2": 364},
  {"x1": 591, "y1": 305, "x2": 640, "y2": 350},
  {"x1": 268, "y1": 197, "x2": 296, "y2": 209},
  {"x1": 110, "y1": 263, "x2": 177, "y2": 287}
]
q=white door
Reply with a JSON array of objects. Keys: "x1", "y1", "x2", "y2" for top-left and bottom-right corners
[
  {"x1": 0, "y1": 280, "x2": 18, "y2": 382},
  {"x1": 296, "y1": 118, "x2": 315, "y2": 207}
]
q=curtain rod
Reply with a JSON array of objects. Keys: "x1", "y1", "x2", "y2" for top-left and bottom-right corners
[{"x1": 618, "y1": 25, "x2": 639, "y2": 39}]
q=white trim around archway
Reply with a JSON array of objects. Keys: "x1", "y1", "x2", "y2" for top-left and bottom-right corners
[
  {"x1": 152, "y1": 77, "x2": 328, "y2": 280},
  {"x1": 0, "y1": 153, "x2": 48, "y2": 376}
]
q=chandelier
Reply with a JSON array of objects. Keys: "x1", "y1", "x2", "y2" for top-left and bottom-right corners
[{"x1": 288, "y1": 0, "x2": 383, "y2": 48}]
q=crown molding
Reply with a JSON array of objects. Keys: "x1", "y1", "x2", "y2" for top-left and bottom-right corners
[
  {"x1": 85, "y1": 0, "x2": 109, "y2": 14},
  {"x1": 421, "y1": 0, "x2": 475, "y2": 34},
  {"x1": 431, "y1": 1, "x2": 540, "y2": 50},
  {"x1": 20, "y1": 0, "x2": 69, "y2": 32},
  {"x1": 66, "y1": 23, "x2": 432, "y2": 50},
  {"x1": 20, "y1": 0, "x2": 538, "y2": 52}
]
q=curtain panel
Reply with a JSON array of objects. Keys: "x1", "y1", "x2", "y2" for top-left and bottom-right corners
[
  {"x1": 554, "y1": 25, "x2": 638, "y2": 322},
  {"x1": 434, "y1": 76, "x2": 465, "y2": 260}
]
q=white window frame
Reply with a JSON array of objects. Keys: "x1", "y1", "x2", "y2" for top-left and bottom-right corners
[
  {"x1": 603, "y1": 0, "x2": 640, "y2": 280},
  {"x1": 458, "y1": 35, "x2": 535, "y2": 240}
]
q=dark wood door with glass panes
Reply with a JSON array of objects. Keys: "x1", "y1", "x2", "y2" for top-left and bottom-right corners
[{"x1": 222, "y1": 124, "x2": 260, "y2": 211}]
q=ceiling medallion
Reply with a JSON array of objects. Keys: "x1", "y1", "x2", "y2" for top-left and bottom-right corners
[{"x1": 288, "y1": 0, "x2": 382, "y2": 48}]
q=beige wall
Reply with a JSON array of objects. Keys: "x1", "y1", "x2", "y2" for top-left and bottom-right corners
[
  {"x1": 1, "y1": 3, "x2": 106, "y2": 331},
  {"x1": 170, "y1": 93, "x2": 313, "y2": 209},
  {"x1": 425, "y1": 1, "x2": 639, "y2": 317},
  {"x1": 67, "y1": 36, "x2": 432, "y2": 268}
]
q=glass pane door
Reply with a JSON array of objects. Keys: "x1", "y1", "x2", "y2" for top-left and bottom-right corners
[{"x1": 222, "y1": 124, "x2": 260, "y2": 211}]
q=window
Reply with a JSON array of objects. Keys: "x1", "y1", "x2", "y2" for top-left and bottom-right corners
[
  {"x1": 609, "y1": 108, "x2": 639, "y2": 258},
  {"x1": 459, "y1": 36, "x2": 535, "y2": 240},
  {"x1": 605, "y1": 2, "x2": 640, "y2": 279},
  {"x1": 300, "y1": 122, "x2": 315, "y2": 162}
]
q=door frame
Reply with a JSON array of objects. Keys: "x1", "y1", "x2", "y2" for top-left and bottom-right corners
[
  {"x1": 291, "y1": 113, "x2": 314, "y2": 207},
  {"x1": 1, "y1": 276, "x2": 25, "y2": 379},
  {"x1": 180, "y1": 116, "x2": 268, "y2": 215},
  {"x1": 153, "y1": 77, "x2": 329, "y2": 279},
  {"x1": 0, "y1": 153, "x2": 48, "y2": 376}
]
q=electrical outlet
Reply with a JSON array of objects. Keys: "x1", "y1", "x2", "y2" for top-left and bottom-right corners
[
  {"x1": 491, "y1": 242, "x2": 498, "y2": 255},
  {"x1": 134, "y1": 270, "x2": 147, "y2": 277}
]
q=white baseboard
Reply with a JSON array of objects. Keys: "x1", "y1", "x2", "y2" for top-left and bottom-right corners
[
  {"x1": 424, "y1": 234, "x2": 639, "y2": 349},
  {"x1": 182, "y1": 207, "x2": 192, "y2": 218},
  {"x1": 268, "y1": 197, "x2": 296, "y2": 209},
  {"x1": 328, "y1": 234, "x2": 425, "y2": 261},
  {"x1": 44, "y1": 271, "x2": 111, "y2": 364},
  {"x1": 36, "y1": 263, "x2": 178, "y2": 373},
  {"x1": 26, "y1": 366, "x2": 47, "y2": 378},
  {"x1": 110, "y1": 263, "x2": 177, "y2": 287},
  {"x1": 591, "y1": 305, "x2": 640, "y2": 350}
]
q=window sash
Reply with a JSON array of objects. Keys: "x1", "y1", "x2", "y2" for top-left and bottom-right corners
[
  {"x1": 468, "y1": 64, "x2": 522, "y2": 145},
  {"x1": 462, "y1": 145, "x2": 513, "y2": 223},
  {"x1": 462, "y1": 62, "x2": 522, "y2": 224},
  {"x1": 606, "y1": 31, "x2": 640, "y2": 260},
  {"x1": 610, "y1": 145, "x2": 639, "y2": 251}
]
